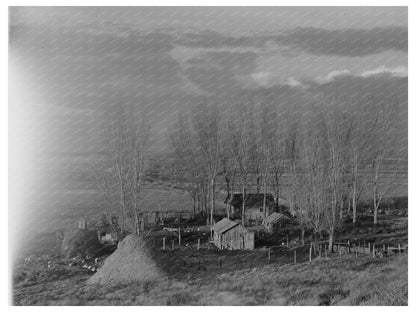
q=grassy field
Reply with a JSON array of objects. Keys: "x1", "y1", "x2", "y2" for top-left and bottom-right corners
[
  {"x1": 12, "y1": 252, "x2": 407, "y2": 305},
  {"x1": 12, "y1": 213, "x2": 408, "y2": 306}
]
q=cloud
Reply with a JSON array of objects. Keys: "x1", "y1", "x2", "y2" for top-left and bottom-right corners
[
  {"x1": 172, "y1": 26, "x2": 407, "y2": 58},
  {"x1": 313, "y1": 66, "x2": 407, "y2": 85},
  {"x1": 174, "y1": 30, "x2": 272, "y2": 49},
  {"x1": 308, "y1": 72, "x2": 408, "y2": 104},
  {"x1": 315, "y1": 69, "x2": 352, "y2": 84},
  {"x1": 360, "y1": 66, "x2": 407, "y2": 78},
  {"x1": 242, "y1": 72, "x2": 306, "y2": 89},
  {"x1": 184, "y1": 51, "x2": 258, "y2": 94},
  {"x1": 275, "y1": 27, "x2": 407, "y2": 57}
]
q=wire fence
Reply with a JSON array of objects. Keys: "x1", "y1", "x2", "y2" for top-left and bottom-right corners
[{"x1": 145, "y1": 235, "x2": 407, "y2": 278}]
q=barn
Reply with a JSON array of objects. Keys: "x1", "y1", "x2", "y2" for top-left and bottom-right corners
[
  {"x1": 212, "y1": 218, "x2": 255, "y2": 250},
  {"x1": 229, "y1": 193, "x2": 275, "y2": 224},
  {"x1": 263, "y1": 212, "x2": 290, "y2": 233}
]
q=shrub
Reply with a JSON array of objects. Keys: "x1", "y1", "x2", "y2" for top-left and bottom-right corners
[{"x1": 61, "y1": 229, "x2": 102, "y2": 259}]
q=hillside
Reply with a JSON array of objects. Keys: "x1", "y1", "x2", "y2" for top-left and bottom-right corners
[{"x1": 13, "y1": 252, "x2": 407, "y2": 305}]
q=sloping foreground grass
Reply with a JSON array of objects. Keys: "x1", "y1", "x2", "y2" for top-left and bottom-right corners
[{"x1": 13, "y1": 253, "x2": 407, "y2": 305}]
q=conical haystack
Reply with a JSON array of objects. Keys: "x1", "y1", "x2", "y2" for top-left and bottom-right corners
[{"x1": 88, "y1": 235, "x2": 164, "y2": 284}]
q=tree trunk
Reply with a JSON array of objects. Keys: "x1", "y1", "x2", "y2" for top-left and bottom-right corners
[
  {"x1": 210, "y1": 176, "x2": 215, "y2": 226},
  {"x1": 274, "y1": 172, "x2": 280, "y2": 213},
  {"x1": 197, "y1": 194, "x2": 201, "y2": 212},
  {"x1": 228, "y1": 191, "x2": 233, "y2": 219},
  {"x1": 263, "y1": 175, "x2": 267, "y2": 220},
  {"x1": 373, "y1": 196, "x2": 379, "y2": 225},
  {"x1": 301, "y1": 227, "x2": 305, "y2": 245},
  {"x1": 242, "y1": 186, "x2": 246, "y2": 226},
  {"x1": 133, "y1": 206, "x2": 140, "y2": 236},
  {"x1": 328, "y1": 228, "x2": 334, "y2": 252},
  {"x1": 373, "y1": 174, "x2": 379, "y2": 225},
  {"x1": 352, "y1": 158, "x2": 358, "y2": 223},
  {"x1": 193, "y1": 196, "x2": 196, "y2": 216},
  {"x1": 205, "y1": 189, "x2": 209, "y2": 225}
]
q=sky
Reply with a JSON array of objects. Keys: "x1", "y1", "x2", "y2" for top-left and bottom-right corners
[{"x1": 9, "y1": 5, "x2": 408, "y2": 177}]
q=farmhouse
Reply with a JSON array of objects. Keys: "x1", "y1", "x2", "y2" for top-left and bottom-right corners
[
  {"x1": 229, "y1": 193, "x2": 275, "y2": 224},
  {"x1": 212, "y1": 218, "x2": 255, "y2": 250},
  {"x1": 263, "y1": 212, "x2": 291, "y2": 233}
]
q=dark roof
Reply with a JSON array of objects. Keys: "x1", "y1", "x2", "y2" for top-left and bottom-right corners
[
  {"x1": 211, "y1": 218, "x2": 238, "y2": 234},
  {"x1": 264, "y1": 212, "x2": 289, "y2": 224},
  {"x1": 230, "y1": 193, "x2": 275, "y2": 208}
]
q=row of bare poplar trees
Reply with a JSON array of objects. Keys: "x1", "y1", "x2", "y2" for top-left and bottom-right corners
[
  {"x1": 169, "y1": 94, "x2": 403, "y2": 250},
  {"x1": 95, "y1": 102, "x2": 151, "y2": 235}
]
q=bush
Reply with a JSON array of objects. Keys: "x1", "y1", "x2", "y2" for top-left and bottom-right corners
[{"x1": 61, "y1": 229, "x2": 102, "y2": 259}]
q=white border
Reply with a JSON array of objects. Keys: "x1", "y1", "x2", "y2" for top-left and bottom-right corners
[{"x1": 3, "y1": 2, "x2": 412, "y2": 312}]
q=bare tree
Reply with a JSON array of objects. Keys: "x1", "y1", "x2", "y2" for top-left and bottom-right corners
[
  {"x1": 95, "y1": 103, "x2": 151, "y2": 235},
  {"x1": 170, "y1": 111, "x2": 207, "y2": 217},
  {"x1": 258, "y1": 102, "x2": 272, "y2": 219},
  {"x1": 222, "y1": 106, "x2": 239, "y2": 219},
  {"x1": 348, "y1": 95, "x2": 380, "y2": 223},
  {"x1": 192, "y1": 100, "x2": 224, "y2": 226},
  {"x1": 366, "y1": 98, "x2": 401, "y2": 225},
  {"x1": 227, "y1": 102, "x2": 253, "y2": 226},
  {"x1": 321, "y1": 105, "x2": 352, "y2": 249},
  {"x1": 292, "y1": 99, "x2": 352, "y2": 250}
]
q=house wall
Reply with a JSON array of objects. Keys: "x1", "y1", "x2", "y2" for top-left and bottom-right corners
[{"x1": 213, "y1": 225, "x2": 254, "y2": 250}]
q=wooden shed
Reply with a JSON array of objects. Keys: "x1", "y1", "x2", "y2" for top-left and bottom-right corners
[
  {"x1": 263, "y1": 212, "x2": 290, "y2": 232},
  {"x1": 212, "y1": 218, "x2": 255, "y2": 250}
]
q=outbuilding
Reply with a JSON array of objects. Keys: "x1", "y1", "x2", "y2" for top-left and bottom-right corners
[
  {"x1": 263, "y1": 212, "x2": 290, "y2": 232},
  {"x1": 212, "y1": 218, "x2": 255, "y2": 250}
]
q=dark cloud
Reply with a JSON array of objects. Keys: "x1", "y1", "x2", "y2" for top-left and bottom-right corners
[
  {"x1": 173, "y1": 27, "x2": 407, "y2": 57},
  {"x1": 174, "y1": 30, "x2": 271, "y2": 48},
  {"x1": 10, "y1": 23, "x2": 191, "y2": 109},
  {"x1": 10, "y1": 23, "x2": 175, "y2": 56},
  {"x1": 184, "y1": 51, "x2": 258, "y2": 94},
  {"x1": 275, "y1": 27, "x2": 407, "y2": 56},
  {"x1": 307, "y1": 72, "x2": 408, "y2": 99}
]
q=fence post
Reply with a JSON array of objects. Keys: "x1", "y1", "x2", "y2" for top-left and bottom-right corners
[
  {"x1": 355, "y1": 244, "x2": 358, "y2": 258},
  {"x1": 368, "y1": 243, "x2": 371, "y2": 254},
  {"x1": 325, "y1": 246, "x2": 328, "y2": 259},
  {"x1": 178, "y1": 227, "x2": 181, "y2": 246},
  {"x1": 319, "y1": 244, "x2": 322, "y2": 257},
  {"x1": 372, "y1": 244, "x2": 376, "y2": 258},
  {"x1": 309, "y1": 247, "x2": 312, "y2": 262},
  {"x1": 338, "y1": 243, "x2": 341, "y2": 257},
  {"x1": 294, "y1": 250, "x2": 297, "y2": 264},
  {"x1": 398, "y1": 244, "x2": 401, "y2": 254},
  {"x1": 347, "y1": 241, "x2": 350, "y2": 253},
  {"x1": 197, "y1": 239, "x2": 200, "y2": 250},
  {"x1": 162, "y1": 237, "x2": 166, "y2": 251}
]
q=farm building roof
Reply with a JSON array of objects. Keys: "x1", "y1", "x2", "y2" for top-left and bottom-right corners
[
  {"x1": 264, "y1": 212, "x2": 289, "y2": 224},
  {"x1": 211, "y1": 218, "x2": 238, "y2": 234},
  {"x1": 230, "y1": 193, "x2": 275, "y2": 208}
]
